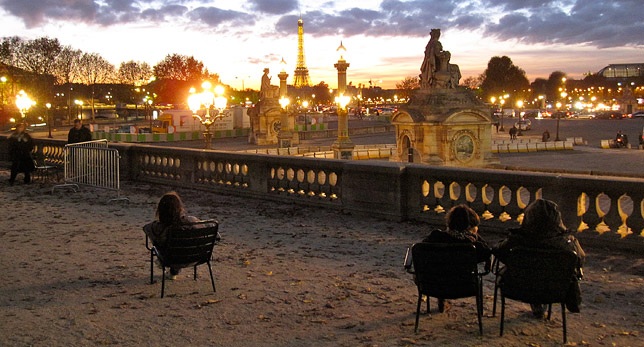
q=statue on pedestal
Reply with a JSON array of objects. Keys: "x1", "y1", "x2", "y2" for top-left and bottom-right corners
[
  {"x1": 260, "y1": 68, "x2": 279, "y2": 100},
  {"x1": 248, "y1": 68, "x2": 282, "y2": 145},
  {"x1": 420, "y1": 29, "x2": 461, "y2": 89}
]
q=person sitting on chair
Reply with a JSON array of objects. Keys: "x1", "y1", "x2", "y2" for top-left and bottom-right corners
[
  {"x1": 493, "y1": 199, "x2": 585, "y2": 317},
  {"x1": 143, "y1": 191, "x2": 202, "y2": 280},
  {"x1": 410, "y1": 205, "x2": 491, "y2": 312}
]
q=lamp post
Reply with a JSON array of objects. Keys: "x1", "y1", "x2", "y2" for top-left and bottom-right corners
[
  {"x1": 332, "y1": 41, "x2": 354, "y2": 159},
  {"x1": 189, "y1": 82, "x2": 227, "y2": 150},
  {"x1": 15, "y1": 90, "x2": 35, "y2": 121},
  {"x1": 277, "y1": 65, "x2": 294, "y2": 147},
  {"x1": 499, "y1": 98, "x2": 505, "y2": 131},
  {"x1": 555, "y1": 101, "x2": 562, "y2": 141},
  {"x1": 302, "y1": 100, "x2": 309, "y2": 131},
  {"x1": 46, "y1": 103, "x2": 53, "y2": 138}
]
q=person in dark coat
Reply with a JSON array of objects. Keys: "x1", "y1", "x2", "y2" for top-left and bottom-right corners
[
  {"x1": 68, "y1": 119, "x2": 92, "y2": 143},
  {"x1": 493, "y1": 199, "x2": 585, "y2": 317},
  {"x1": 412, "y1": 205, "x2": 491, "y2": 312},
  {"x1": 8, "y1": 123, "x2": 35, "y2": 185}
]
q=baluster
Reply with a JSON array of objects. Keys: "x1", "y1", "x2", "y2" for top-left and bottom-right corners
[{"x1": 625, "y1": 194, "x2": 644, "y2": 238}]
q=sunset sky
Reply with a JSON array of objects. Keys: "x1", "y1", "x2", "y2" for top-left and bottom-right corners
[{"x1": 1, "y1": 0, "x2": 642, "y2": 90}]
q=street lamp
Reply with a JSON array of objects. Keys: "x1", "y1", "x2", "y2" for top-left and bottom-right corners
[
  {"x1": 46, "y1": 103, "x2": 53, "y2": 138},
  {"x1": 278, "y1": 97, "x2": 292, "y2": 148},
  {"x1": 74, "y1": 100, "x2": 83, "y2": 119},
  {"x1": 189, "y1": 83, "x2": 227, "y2": 150},
  {"x1": 499, "y1": 99, "x2": 506, "y2": 131},
  {"x1": 15, "y1": 90, "x2": 35, "y2": 119},
  {"x1": 332, "y1": 41, "x2": 354, "y2": 159}
]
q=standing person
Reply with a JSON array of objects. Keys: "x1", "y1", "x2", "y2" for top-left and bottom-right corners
[
  {"x1": 407, "y1": 205, "x2": 491, "y2": 312},
  {"x1": 493, "y1": 199, "x2": 585, "y2": 317},
  {"x1": 8, "y1": 123, "x2": 35, "y2": 185},
  {"x1": 143, "y1": 192, "x2": 207, "y2": 280},
  {"x1": 509, "y1": 125, "x2": 517, "y2": 140},
  {"x1": 68, "y1": 118, "x2": 92, "y2": 143},
  {"x1": 542, "y1": 129, "x2": 551, "y2": 142}
]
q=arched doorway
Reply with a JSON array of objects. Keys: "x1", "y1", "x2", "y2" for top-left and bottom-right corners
[{"x1": 401, "y1": 135, "x2": 414, "y2": 163}]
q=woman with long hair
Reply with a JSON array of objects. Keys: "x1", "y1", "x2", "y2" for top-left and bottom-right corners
[
  {"x1": 143, "y1": 191, "x2": 200, "y2": 279},
  {"x1": 494, "y1": 199, "x2": 585, "y2": 317}
]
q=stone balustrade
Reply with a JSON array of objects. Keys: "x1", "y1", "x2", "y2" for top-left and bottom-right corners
[{"x1": 1, "y1": 136, "x2": 642, "y2": 251}]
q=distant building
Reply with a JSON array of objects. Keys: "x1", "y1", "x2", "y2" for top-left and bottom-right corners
[{"x1": 597, "y1": 63, "x2": 644, "y2": 79}]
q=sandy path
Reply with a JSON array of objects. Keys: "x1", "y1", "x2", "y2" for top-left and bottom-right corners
[{"x1": 1, "y1": 173, "x2": 643, "y2": 346}]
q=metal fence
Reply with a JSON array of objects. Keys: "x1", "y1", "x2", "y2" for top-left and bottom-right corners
[{"x1": 53, "y1": 140, "x2": 127, "y2": 201}]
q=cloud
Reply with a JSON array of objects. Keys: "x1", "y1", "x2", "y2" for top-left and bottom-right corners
[
  {"x1": 0, "y1": 0, "x2": 642, "y2": 49},
  {"x1": 246, "y1": 53, "x2": 281, "y2": 65},
  {"x1": 187, "y1": 6, "x2": 249, "y2": 27},
  {"x1": 0, "y1": 0, "x2": 99, "y2": 27},
  {"x1": 248, "y1": 0, "x2": 298, "y2": 15},
  {"x1": 483, "y1": 0, "x2": 644, "y2": 48}
]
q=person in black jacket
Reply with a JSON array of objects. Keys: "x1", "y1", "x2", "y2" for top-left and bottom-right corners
[
  {"x1": 68, "y1": 119, "x2": 92, "y2": 143},
  {"x1": 8, "y1": 123, "x2": 35, "y2": 185},
  {"x1": 494, "y1": 199, "x2": 585, "y2": 317},
  {"x1": 415, "y1": 205, "x2": 491, "y2": 312}
]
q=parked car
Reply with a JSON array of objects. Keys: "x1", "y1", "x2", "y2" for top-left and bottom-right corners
[
  {"x1": 631, "y1": 110, "x2": 644, "y2": 118},
  {"x1": 596, "y1": 111, "x2": 625, "y2": 120},
  {"x1": 571, "y1": 111, "x2": 596, "y2": 119},
  {"x1": 515, "y1": 119, "x2": 532, "y2": 131}
]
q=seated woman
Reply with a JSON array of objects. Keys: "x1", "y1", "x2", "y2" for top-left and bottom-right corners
[
  {"x1": 494, "y1": 199, "x2": 585, "y2": 317},
  {"x1": 410, "y1": 204, "x2": 491, "y2": 312},
  {"x1": 143, "y1": 191, "x2": 201, "y2": 280}
]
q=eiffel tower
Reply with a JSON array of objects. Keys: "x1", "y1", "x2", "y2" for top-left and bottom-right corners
[{"x1": 293, "y1": 16, "x2": 311, "y2": 87}]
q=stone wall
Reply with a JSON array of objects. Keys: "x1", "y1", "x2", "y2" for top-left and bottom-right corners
[{"x1": 2, "y1": 135, "x2": 643, "y2": 251}]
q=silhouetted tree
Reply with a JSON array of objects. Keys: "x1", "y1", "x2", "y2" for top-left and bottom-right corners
[
  {"x1": 480, "y1": 56, "x2": 529, "y2": 103},
  {"x1": 395, "y1": 76, "x2": 419, "y2": 99},
  {"x1": 118, "y1": 60, "x2": 152, "y2": 85},
  {"x1": 78, "y1": 52, "x2": 115, "y2": 119},
  {"x1": 0, "y1": 36, "x2": 62, "y2": 75},
  {"x1": 53, "y1": 46, "x2": 82, "y2": 84},
  {"x1": 153, "y1": 54, "x2": 218, "y2": 83},
  {"x1": 311, "y1": 81, "x2": 331, "y2": 104},
  {"x1": 546, "y1": 71, "x2": 567, "y2": 101}
]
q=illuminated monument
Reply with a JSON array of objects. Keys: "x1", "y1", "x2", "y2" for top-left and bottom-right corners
[
  {"x1": 391, "y1": 28, "x2": 498, "y2": 167},
  {"x1": 293, "y1": 17, "x2": 311, "y2": 87}
]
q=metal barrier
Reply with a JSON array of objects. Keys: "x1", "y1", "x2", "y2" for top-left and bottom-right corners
[{"x1": 53, "y1": 140, "x2": 128, "y2": 201}]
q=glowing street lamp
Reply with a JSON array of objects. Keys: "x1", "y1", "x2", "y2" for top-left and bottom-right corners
[
  {"x1": 332, "y1": 41, "x2": 354, "y2": 159},
  {"x1": 15, "y1": 90, "x2": 36, "y2": 119},
  {"x1": 499, "y1": 98, "x2": 506, "y2": 131},
  {"x1": 189, "y1": 83, "x2": 228, "y2": 150},
  {"x1": 46, "y1": 103, "x2": 53, "y2": 138}
]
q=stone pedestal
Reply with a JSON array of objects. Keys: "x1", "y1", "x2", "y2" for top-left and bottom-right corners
[
  {"x1": 391, "y1": 88, "x2": 499, "y2": 167},
  {"x1": 248, "y1": 98, "x2": 281, "y2": 145}
]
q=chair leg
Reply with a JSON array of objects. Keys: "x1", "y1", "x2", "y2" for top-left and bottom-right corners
[
  {"x1": 207, "y1": 261, "x2": 216, "y2": 293},
  {"x1": 492, "y1": 279, "x2": 499, "y2": 317},
  {"x1": 561, "y1": 302, "x2": 567, "y2": 343},
  {"x1": 161, "y1": 266, "x2": 166, "y2": 298},
  {"x1": 414, "y1": 292, "x2": 422, "y2": 333},
  {"x1": 427, "y1": 296, "x2": 430, "y2": 313},
  {"x1": 547, "y1": 303, "x2": 553, "y2": 320},
  {"x1": 476, "y1": 289, "x2": 483, "y2": 335},
  {"x1": 500, "y1": 294, "x2": 506, "y2": 336},
  {"x1": 149, "y1": 250, "x2": 154, "y2": 284}
]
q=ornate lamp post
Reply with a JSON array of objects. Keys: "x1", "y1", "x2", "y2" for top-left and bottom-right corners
[
  {"x1": 278, "y1": 96, "x2": 293, "y2": 148},
  {"x1": 189, "y1": 82, "x2": 227, "y2": 150},
  {"x1": 15, "y1": 90, "x2": 35, "y2": 120},
  {"x1": 46, "y1": 103, "x2": 53, "y2": 138},
  {"x1": 277, "y1": 62, "x2": 294, "y2": 148},
  {"x1": 332, "y1": 41, "x2": 354, "y2": 159},
  {"x1": 499, "y1": 98, "x2": 506, "y2": 131}
]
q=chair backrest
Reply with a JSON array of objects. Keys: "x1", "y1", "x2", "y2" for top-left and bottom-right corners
[
  {"x1": 159, "y1": 220, "x2": 219, "y2": 266},
  {"x1": 500, "y1": 247, "x2": 578, "y2": 304},
  {"x1": 411, "y1": 242, "x2": 479, "y2": 299}
]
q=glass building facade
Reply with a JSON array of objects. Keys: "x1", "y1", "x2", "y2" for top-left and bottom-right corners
[{"x1": 597, "y1": 64, "x2": 644, "y2": 78}]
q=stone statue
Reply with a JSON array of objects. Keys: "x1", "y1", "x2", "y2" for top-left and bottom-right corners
[
  {"x1": 420, "y1": 29, "x2": 460, "y2": 89},
  {"x1": 260, "y1": 68, "x2": 279, "y2": 100}
]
